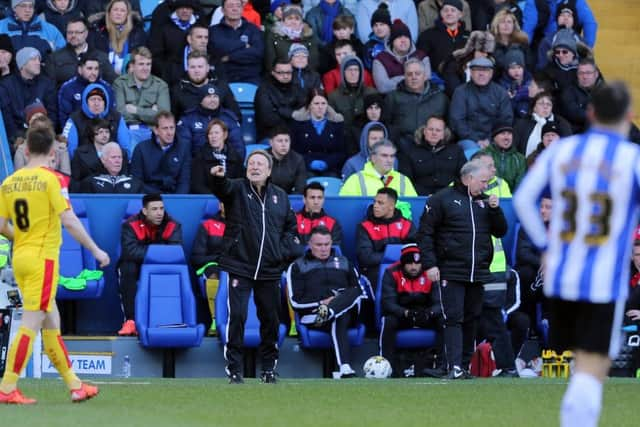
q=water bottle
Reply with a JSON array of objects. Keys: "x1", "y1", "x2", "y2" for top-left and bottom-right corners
[{"x1": 122, "y1": 355, "x2": 131, "y2": 378}]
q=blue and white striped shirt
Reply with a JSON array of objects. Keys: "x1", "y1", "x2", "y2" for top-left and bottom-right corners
[{"x1": 514, "y1": 128, "x2": 640, "y2": 303}]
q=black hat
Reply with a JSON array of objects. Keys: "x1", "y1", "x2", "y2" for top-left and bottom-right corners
[
  {"x1": 168, "y1": 0, "x2": 198, "y2": 10},
  {"x1": 370, "y1": 3, "x2": 391, "y2": 28},
  {"x1": 504, "y1": 48, "x2": 525, "y2": 68},
  {"x1": 0, "y1": 34, "x2": 13, "y2": 55},
  {"x1": 400, "y1": 243, "x2": 421, "y2": 265},
  {"x1": 492, "y1": 123, "x2": 514, "y2": 138},
  {"x1": 364, "y1": 93, "x2": 384, "y2": 111},
  {"x1": 541, "y1": 121, "x2": 560, "y2": 137},
  {"x1": 442, "y1": 0, "x2": 463, "y2": 12}
]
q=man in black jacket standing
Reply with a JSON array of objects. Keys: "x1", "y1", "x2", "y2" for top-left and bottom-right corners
[
  {"x1": 417, "y1": 159, "x2": 507, "y2": 379},
  {"x1": 209, "y1": 150, "x2": 303, "y2": 384}
]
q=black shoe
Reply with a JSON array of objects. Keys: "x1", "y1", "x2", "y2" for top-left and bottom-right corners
[
  {"x1": 228, "y1": 373, "x2": 244, "y2": 384},
  {"x1": 422, "y1": 367, "x2": 447, "y2": 378},
  {"x1": 445, "y1": 366, "x2": 465, "y2": 380},
  {"x1": 260, "y1": 371, "x2": 278, "y2": 384},
  {"x1": 463, "y1": 369, "x2": 475, "y2": 380},
  {"x1": 494, "y1": 368, "x2": 518, "y2": 378}
]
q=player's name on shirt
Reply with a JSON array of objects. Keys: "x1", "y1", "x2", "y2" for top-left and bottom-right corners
[{"x1": 2, "y1": 175, "x2": 48, "y2": 194}]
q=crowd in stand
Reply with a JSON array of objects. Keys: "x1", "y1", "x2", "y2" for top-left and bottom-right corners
[{"x1": 3, "y1": 0, "x2": 640, "y2": 379}]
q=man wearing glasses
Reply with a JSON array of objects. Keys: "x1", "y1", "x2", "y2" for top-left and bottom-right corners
[
  {"x1": 0, "y1": 0, "x2": 65, "y2": 63},
  {"x1": 559, "y1": 58, "x2": 602, "y2": 134},
  {"x1": 255, "y1": 58, "x2": 306, "y2": 140},
  {"x1": 46, "y1": 17, "x2": 116, "y2": 87}
]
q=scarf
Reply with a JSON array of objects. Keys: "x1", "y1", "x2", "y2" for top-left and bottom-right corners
[
  {"x1": 280, "y1": 23, "x2": 303, "y2": 40},
  {"x1": 311, "y1": 117, "x2": 327, "y2": 135},
  {"x1": 171, "y1": 12, "x2": 197, "y2": 31},
  {"x1": 319, "y1": 0, "x2": 340, "y2": 44},
  {"x1": 296, "y1": 67, "x2": 305, "y2": 88},
  {"x1": 553, "y1": 56, "x2": 578, "y2": 72},
  {"x1": 525, "y1": 112, "x2": 554, "y2": 157}
]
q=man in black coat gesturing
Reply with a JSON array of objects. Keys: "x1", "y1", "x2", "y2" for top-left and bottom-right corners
[{"x1": 209, "y1": 150, "x2": 303, "y2": 384}]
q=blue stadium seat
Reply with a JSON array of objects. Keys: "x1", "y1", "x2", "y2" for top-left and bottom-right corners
[
  {"x1": 125, "y1": 199, "x2": 142, "y2": 219},
  {"x1": 135, "y1": 245, "x2": 205, "y2": 348},
  {"x1": 203, "y1": 199, "x2": 220, "y2": 218},
  {"x1": 57, "y1": 200, "x2": 105, "y2": 300},
  {"x1": 215, "y1": 271, "x2": 287, "y2": 347},
  {"x1": 244, "y1": 143, "x2": 270, "y2": 162},
  {"x1": 140, "y1": 0, "x2": 159, "y2": 31},
  {"x1": 306, "y1": 177, "x2": 343, "y2": 196},
  {"x1": 240, "y1": 108, "x2": 257, "y2": 145},
  {"x1": 374, "y1": 244, "x2": 437, "y2": 348},
  {"x1": 229, "y1": 82, "x2": 258, "y2": 107}
]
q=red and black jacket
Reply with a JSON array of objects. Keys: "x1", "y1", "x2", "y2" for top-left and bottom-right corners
[
  {"x1": 191, "y1": 214, "x2": 226, "y2": 277},
  {"x1": 381, "y1": 261, "x2": 441, "y2": 318},
  {"x1": 356, "y1": 206, "x2": 416, "y2": 269},
  {"x1": 120, "y1": 211, "x2": 183, "y2": 264},
  {"x1": 295, "y1": 209, "x2": 343, "y2": 246}
]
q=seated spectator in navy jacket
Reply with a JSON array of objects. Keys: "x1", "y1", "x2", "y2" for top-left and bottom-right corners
[
  {"x1": 45, "y1": 17, "x2": 117, "y2": 87},
  {"x1": 291, "y1": 88, "x2": 346, "y2": 177},
  {"x1": 130, "y1": 111, "x2": 191, "y2": 194},
  {"x1": 176, "y1": 81, "x2": 243, "y2": 158},
  {"x1": 0, "y1": 0, "x2": 65, "y2": 62},
  {"x1": 265, "y1": 125, "x2": 307, "y2": 194},
  {"x1": 57, "y1": 52, "x2": 116, "y2": 128},
  {"x1": 0, "y1": 47, "x2": 57, "y2": 142},
  {"x1": 190, "y1": 118, "x2": 244, "y2": 194},
  {"x1": 61, "y1": 82, "x2": 131, "y2": 158},
  {"x1": 558, "y1": 58, "x2": 602, "y2": 134},
  {"x1": 149, "y1": 0, "x2": 201, "y2": 85},
  {"x1": 70, "y1": 118, "x2": 130, "y2": 188},
  {"x1": 295, "y1": 181, "x2": 343, "y2": 246},
  {"x1": 208, "y1": 0, "x2": 264, "y2": 85},
  {"x1": 78, "y1": 142, "x2": 143, "y2": 193}
]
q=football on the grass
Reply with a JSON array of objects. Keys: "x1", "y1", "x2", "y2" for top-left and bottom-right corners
[{"x1": 363, "y1": 356, "x2": 392, "y2": 379}]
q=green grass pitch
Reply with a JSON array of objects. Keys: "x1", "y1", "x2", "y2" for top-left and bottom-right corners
[{"x1": 1, "y1": 378, "x2": 638, "y2": 427}]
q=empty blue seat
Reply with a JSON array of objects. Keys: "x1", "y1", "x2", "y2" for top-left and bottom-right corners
[
  {"x1": 215, "y1": 271, "x2": 287, "y2": 347},
  {"x1": 374, "y1": 244, "x2": 437, "y2": 348},
  {"x1": 57, "y1": 200, "x2": 105, "y2": 300},
  {"x1": 500, "y1": 198, "x2": 519, "y2": 267},
  {"x1": 229, "y1": 82, "x2": 258, "y2": 107},
  {"x1": 125, "y1": 199, "x2": 142, "y2": 219},
  {"x1": 244, "y1": 143, "x2": 270, "y2": 162},
  {"x1": 306, "y1": 177, "x2": 343, "y2": 196},
  {"x1": 135, "y1": 245, "x2": 205, "y2": 348},
  {"x1": 240, "y1": 108, "x2": 257, "y2": 145}
]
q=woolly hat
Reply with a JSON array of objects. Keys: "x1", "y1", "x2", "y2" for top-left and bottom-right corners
[
  {"x1": 541, "y1": 121, "x2": 561, "y2": 137},
  {"x1": 288, "y1": 43, "x2": 309, "y2": 59},
  {"x1": 270, "y1": 0, "x2": 291, "y2": 14},
  {"x1": 370, "y1": 3, "x2": 391, "y2": 28},
  {"x1": 364, "y1": 93, "x2": 384, "y2": 111},
  {"x1": 504, "y1": 48, "x2": 525, "y2": 68},
  {"x1": 552, "y1": 28, "x2": 578, "y2": 55},
  {"x1": 12, "y1": 0, "x2": 34, "y2": 8},
  {"x1": 400, "y1": 243, "x2": 421, "y2": 266},
  {"x1": 86, "y1": 87, "x2": 107, "y2": 103},
  {"x1": 453, "y1": 30, "x2": 495, "y2": 59},
  {"x1": 389, "y1": 19, "x2": 411, "y2": 45},
  {"x1": 442, "y1": 0, "x2": 463, "y2": 11},
  {"x1": 492, "y1": 122, "x2": 513, "y2": 138},
  {"x1": 16, "y1": 47, "x2": 40, "y2": 69},
  {"x1": 199, "y1": 81, "x2": 219, "y2": 100},
  {"x1": 282, "y1": 4, "x2": 303, "y2": 20},
  {"x1": 556, "y1": 1, "x2": 578, "y2": 23},
  {"x1": 0, "y1": 34, "x2": 13, "y2": 54},
  {"x1": 24, "y1": 101, "x2": 47, "y2": 124}
]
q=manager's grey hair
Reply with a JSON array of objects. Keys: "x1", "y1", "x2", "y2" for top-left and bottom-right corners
[{"x1": 460, "y1": 159, "x2": 488, "y2": 179}]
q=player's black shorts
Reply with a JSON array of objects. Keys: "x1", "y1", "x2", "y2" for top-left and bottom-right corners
[{"x1": 548, "y1": 298, "x2": 624, "y2": 358}]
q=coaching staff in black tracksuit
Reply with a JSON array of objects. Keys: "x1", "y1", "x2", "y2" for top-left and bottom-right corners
[
  {"x1": 417, "y1": 159, "x2": 507, "y2": 379},
  {"x1": 209, "y1": 150, "x2": 303, "y2": 384}
]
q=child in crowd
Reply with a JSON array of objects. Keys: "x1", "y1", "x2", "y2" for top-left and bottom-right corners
[
  {"x1": 363, "y1": 2, "x2": 391, "y2": 71},
  {"x1": 498, "y1": 49, "x2": 531, "y2": 118}
]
